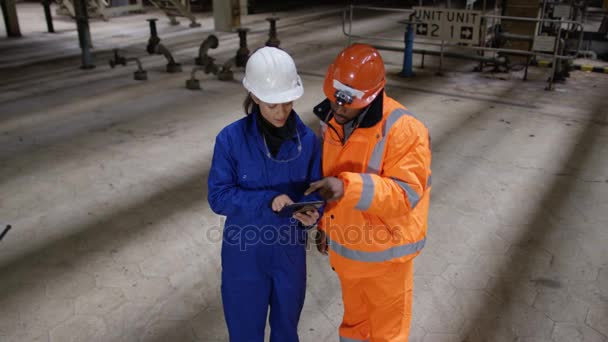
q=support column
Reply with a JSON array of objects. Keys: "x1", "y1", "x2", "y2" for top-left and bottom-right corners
[
  {"x1": 74, "y1": 0, "x2": 95, "y2": 69},
  {"x1": 212, "y1": 0, "x2": 240, "y2": 32},
  {"x1": 1, "y1": 0, "x2": 22, "y2": 37},
  {"x1": 42, "y1": 0, "x2": 55, "y2": 33},
  {"x1": 239, "y1": 0, "x2": 247, "y2": 15}
]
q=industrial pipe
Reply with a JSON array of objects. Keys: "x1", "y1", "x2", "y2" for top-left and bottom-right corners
[
  {"x1": 266, "y1": 17, "x2": 280, "y2": 47},
  {"x1": 146, "y1": 18, "x2": 161, "y2": 55},
  {"x1": 195, "y1": 35, "x2": 219, "y2": 66},
  {"x1": 186, "y1": 66, "x2": 205, "y2": 90},
  {"x1": 42, "y1": 0, "x2": 55, "y2": 33},
  {"x1": 127, "y1": 58, "x2": 147, "y2": 80},
  {"x1": 235, "y1": 28, "x2": 250, "y2": 68},
  {"x1": 146, "y1": 19, "x2": 181, "y2": 73},
  {"x1": 109, "y1": 49, "x2": 127, "y2": 67},
  {"x1": 156, "y1": 44, "x2": 182, "y2": 73},
  {"x1": 218, "y1": 57, "x2": 236, "y2": 81},
  {"x1": 74, "y1": 0, "x2": 94, "y2": 69},
  {"x1": 186, "y1": 54, "x2": 235, "y2": 89},
  {"x1": 400, "y1": 23, "x2": 415, "y2": 77},
  {"x1": 109, "y1": 49, "x2": 148, "y2": 81}
]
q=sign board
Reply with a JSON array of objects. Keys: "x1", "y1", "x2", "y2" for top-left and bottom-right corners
[
  {"x1": 533, "y1": 35, "x2": 556, "y2": 52},
  {"x1": 552, "y1": 4, "x2": 571, "y2": 19},
  {"x1": 413, "y1": 7, "x2": 481, "y2": 44}
]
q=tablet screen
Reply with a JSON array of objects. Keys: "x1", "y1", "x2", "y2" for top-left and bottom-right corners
[{"x1": 277, "y1": 201, "x2": 324, "y2": 217}]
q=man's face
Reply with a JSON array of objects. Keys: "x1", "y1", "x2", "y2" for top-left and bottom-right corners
[{"x1": 329, "y1": 101, "x2": 365, "y2": 125}]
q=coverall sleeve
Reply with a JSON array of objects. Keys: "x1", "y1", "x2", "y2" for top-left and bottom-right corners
[
  {"x1": 300, "y1": 136, "x2": 324, "y2": 203},
  {"x1": 298, "y1": 136, "x2": 325, "y2": 228},
  {"x1": 207, "y1": 132, "x2": 280, "y2": 217},
  {"x1": 338, "y1": 117, "x2": 431, "y2": 218}
]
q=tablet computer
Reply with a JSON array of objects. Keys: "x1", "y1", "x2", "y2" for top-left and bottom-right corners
[{"x1": 277, "y1": 201, "x2": 324, "y2": 217}]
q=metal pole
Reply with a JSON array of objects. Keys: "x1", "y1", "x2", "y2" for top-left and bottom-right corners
[
  {"x1": 74, "y1": 0, "x2": 95, "y2": 69},
  {"x1": 576, "y1": 2, "x2": 585, "y2": 55},
  {"x1": 477, "y1": 16, "x2": 486, "y2": 71},
  {"x1": 235, "y1": 27, "x2": 250, "y2": 68},
  {"x1": 547, "y1": 26, "x2": 562, "y2": 90},
  {"x1": 539, "y1": 0, "x2": 549, "y2": 34},
  {"x1": 400, "y1": 23, "x2": 415, "y2": 77},
  {"x1": 146, "y1": 18, "x2": 160, "y2": 55},
  {"x1": 265, "y1": 17, "x2": 280, "y2": 47},
  {"x1": 349, "y1": 4, "x2": 353, "y2": 46},
  {"x1": 438, "y1": 40, "x2": 445, "y2": 75},
  {"x1": 1, "y1": 0, "x2": 22, "y2": 37},
  {"x1": 42, "y1": 0, "x2": 55, "y2": 33},
  {"x1": 479, "y1": 0, "x2": 488, "y2": 72}
]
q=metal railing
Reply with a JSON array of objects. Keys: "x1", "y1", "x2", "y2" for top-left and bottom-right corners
[{"x1": 342, "y1": 5, "x2": 586, "y2": 89}]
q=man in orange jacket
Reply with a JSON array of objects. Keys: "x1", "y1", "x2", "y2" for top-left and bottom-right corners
[{"x1": 305, "y1": 44, "x2": 432, "y2": 342}]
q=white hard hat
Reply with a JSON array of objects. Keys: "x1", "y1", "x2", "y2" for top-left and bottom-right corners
[{"x1": 242, "y1": 47, "x2": 304, "y2": 104}]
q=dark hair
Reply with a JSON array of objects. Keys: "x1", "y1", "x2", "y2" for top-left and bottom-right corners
[{"x1": 243, "y1": 93, "x2": 260, "y2": 115}]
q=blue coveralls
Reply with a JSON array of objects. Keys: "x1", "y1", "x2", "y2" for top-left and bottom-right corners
[{"x1": 208, "y1": 111, "x2": 322, "y2": 342}]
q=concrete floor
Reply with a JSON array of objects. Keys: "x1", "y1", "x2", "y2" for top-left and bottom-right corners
[{"x1": 1, "y1": 3, "x2": 607, "y2": 342}]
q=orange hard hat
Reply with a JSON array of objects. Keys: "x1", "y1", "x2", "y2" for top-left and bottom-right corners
[{"x1": 323, "y1": 44, "x2": 386, "y2": 109}]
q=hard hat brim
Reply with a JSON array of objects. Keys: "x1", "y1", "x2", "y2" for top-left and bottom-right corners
[{"x1": 243, "y1": 76, "x2": 304, "y2": 104}]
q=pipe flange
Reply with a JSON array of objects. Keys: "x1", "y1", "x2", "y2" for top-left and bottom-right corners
[
  {"x1": 206, "y1": 35, "x2": 220, "y2": 49},
  {"x1": 166, "y1": 63, "x2": 183, "y2": 73},
  {"x1": 235, "y1": 52, "x2": 249, "y2": 68},
  {"x1": 186, "y1": 78, "x2": 201, "y2": 90},
  {"x1": 134, "y1": 70, "x2": 148, "y2": 81},
  {"x1": 195, "y1": 56, "x2": 214, "y2": 66},
  {"x1": 218, "y1": 69, "x2": 234, "y2": 81}
]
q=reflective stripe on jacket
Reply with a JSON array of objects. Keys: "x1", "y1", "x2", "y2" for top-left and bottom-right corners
[{"x1": 315, "y1": 94, "x2": 432, "y2": 278}]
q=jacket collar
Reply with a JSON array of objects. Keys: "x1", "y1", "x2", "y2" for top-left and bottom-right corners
[
  {"x1": 313, "y1": 90, "x2": 384, "y2": 128},
  {"x1": 248, "y1": 110, "x2": 309, "y2": 141}
]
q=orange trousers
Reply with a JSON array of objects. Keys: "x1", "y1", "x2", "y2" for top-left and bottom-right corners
[{"x1": 338, "y1": 261, "x2": 414, "y2": 342}]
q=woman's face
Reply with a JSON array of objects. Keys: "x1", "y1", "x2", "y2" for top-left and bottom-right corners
[{"x1": 252, "y1": 94, "x2": 293, "y2": 128}]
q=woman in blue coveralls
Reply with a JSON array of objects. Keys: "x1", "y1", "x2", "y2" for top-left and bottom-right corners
[{"x1": 208, "y1": 47, "x2": 322, "y2": 342}]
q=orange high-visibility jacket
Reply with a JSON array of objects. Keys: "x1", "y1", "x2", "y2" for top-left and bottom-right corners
[{"x1": 313, "y1": 93, "x2": 432, "y2": 278}]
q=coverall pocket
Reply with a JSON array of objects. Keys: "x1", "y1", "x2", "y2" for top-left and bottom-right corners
[{"x1": 237, "y1": 162, "x2": 264, "y2": 189}]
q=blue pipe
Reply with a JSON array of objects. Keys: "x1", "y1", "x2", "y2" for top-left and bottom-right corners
[{"x1": 400, "y1": 23, "x2": 415, "y2": 77}]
